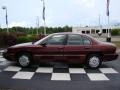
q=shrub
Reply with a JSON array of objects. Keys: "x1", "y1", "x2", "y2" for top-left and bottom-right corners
[
  {"x1": 32, "y1": 34, "x2": 45, "y2": 42},
  {"x1": 16, "y1": 34, "x2": 45, "y2": 44},
  {"x1": 16, "y1": 36, "x2": 34, "y2": 44},
  {"x1": 0, "y1": 32, "x2": 45, "y2": 48},
  {"x1": 111, "y1": 29, "x2": 120, "y2": 36},
  {"x1": 0, "y1": 32, "x2": 16, "y2": 47}
]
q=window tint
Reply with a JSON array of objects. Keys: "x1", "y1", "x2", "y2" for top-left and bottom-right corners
[
  {"x1": 67, "y1": 34, "x2": 83, "y2": 45},
  {"x1": 47, "y1": 34, "x2": 66, "y2": 45},
  {"x1": 83, "y1": 37, "x2": 91, "y2": 45}
]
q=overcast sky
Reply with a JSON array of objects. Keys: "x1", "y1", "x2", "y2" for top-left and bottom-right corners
[{"x1": 0, "y1": 0, "x2": 120, "y2": 27}]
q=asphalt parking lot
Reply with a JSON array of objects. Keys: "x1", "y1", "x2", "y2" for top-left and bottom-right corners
[{"x1": 0, "y1": 54, "x2": 120, "y2": 90}]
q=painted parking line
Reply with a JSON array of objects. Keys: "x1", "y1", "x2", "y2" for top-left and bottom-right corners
[
  {"x1": 51, "y1": 73, "x2": 71, "y2": 81},
  {"x1": 99, "y1": 68, "x2": 118, "y2": 74},
  {"x1": 12, "y1": 71, "x2": 35, "y2": 79},
  {"x1": 87, "y1": 73, "x2": 109, "y2": 81},
  {"x1": 0, "y1": 65, "x2": 119, "y2": 81}
]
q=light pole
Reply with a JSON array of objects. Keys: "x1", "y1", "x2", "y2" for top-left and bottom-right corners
[
  {"x1": 41, "y1": 0, "x2": 46, "y2": 35},
  {"x1": 106, "y1": 0, "x2": 111, "y2": 42},
  {"x1": 2, "y1": 6, "x2": 9, "y2": 34},
  {"x1": 36, "y1": 16, "x2": 39, "y2": 35}
]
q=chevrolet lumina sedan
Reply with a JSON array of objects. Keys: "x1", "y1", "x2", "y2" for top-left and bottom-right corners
[{"x1": 3, "y1": 33, "x2": 118, "y2": 69}]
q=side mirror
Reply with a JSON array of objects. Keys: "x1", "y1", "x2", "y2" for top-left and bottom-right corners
[{"x1": 41, "y1": 43, "x2": 47, "y2": 47}]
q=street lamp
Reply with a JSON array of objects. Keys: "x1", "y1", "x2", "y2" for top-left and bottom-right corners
[
  {"x1": 41, "y1": 0, "x2": 46, "y2": 35},
  {"x1": 2, "y1": 6, "x2": 9, "y2": 34},
  {"x1": 106, "y1": 0, "x2": 111, "y2": 42},
  {"x1": 36, "y1": 16, "x2": 39, "y2": 35}
]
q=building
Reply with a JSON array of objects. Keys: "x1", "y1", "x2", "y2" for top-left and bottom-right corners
[{"x1": 72, "y1": 25, "x2": 120, "y2": 36}]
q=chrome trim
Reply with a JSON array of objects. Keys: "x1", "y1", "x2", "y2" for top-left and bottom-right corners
[
  {"x1": 34, "y1": 55, "x2": 63, "y2": 57},
  {"x1": 64, "y1": 55, "x2": 85, "y2": 56},
  {"x1": 34, "y1": 54, "x2": 85, "y2": 57}
]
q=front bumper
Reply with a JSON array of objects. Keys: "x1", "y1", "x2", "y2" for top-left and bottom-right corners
[
  {"x1": 103, "y1": 53, "x2": 118, "y2": 61},
  {"x1": 3, "y1": 52, "x2": 15, "y2": 61}
]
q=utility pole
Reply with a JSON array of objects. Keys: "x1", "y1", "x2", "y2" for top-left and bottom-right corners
[{"x1": 99, "y1": 15, "x2": 102, "y2": 34}]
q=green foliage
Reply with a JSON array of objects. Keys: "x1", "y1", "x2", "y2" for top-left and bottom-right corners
[
  {"x1": 16, "y1": 34, "x2": 44, "y2": 44},
  {"x1": 0, "y1": 26, "x2": 72, "y2": 47},
  {"x1": 16, "y1": 35, "x2": 34, "y2": 44},
  {"x1": 0, "y1": 26, "x2": 72, "y2": 35},
  {"x1": 111, "y1": 29, "x2": 120, "y2": 36},
  {"x1": 0, "y1": 32, "x2": 16, "y2": 47}
]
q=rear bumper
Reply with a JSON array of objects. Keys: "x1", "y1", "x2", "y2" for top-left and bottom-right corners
[{"x1": 103, "y1": 53, "x2": 118, "y2": 61}]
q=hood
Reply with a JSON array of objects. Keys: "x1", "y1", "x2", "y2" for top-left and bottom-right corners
[{"x1": 11, "y1": 42, "x2": 33, "y2": 48}]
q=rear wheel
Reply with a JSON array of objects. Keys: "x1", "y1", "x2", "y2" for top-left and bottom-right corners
[
  {"x1": 17, "y1": 53, "x2": 32, "y2": 67},
  {"x1": 86, "y1": 54, "x2": 102, "y2": 69}
]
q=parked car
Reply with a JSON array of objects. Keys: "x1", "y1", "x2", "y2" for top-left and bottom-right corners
[{"x1": 3, "y1": 33, "x2": 118, "y2": 69}]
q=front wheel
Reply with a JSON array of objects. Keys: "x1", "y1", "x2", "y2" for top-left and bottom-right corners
[
  {"x1": 86, "y1": 54, "x2": 102, "y2": 69},
  {"x1": 17, "y1": 53, "x2": 32, "y2": 67}
]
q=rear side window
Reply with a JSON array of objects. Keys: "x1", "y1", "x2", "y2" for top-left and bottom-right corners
[{"x1": 67, "y1": 34, "x2": 83, "y2": 45}]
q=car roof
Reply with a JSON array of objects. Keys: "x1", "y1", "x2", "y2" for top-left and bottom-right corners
[
  {"x1": 52, "y1": 32, "x2": 82, "y2": 35},
  {"x1": 52, "y1": 32, "x2": 90, "y2": 37},
  {"x1": 51, "y1": 32, "x2": 97, "y2": 42}
]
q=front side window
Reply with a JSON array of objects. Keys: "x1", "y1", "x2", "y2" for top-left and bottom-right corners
[
  {"x1": 46, "y1": 34, "x2": 66, "y2": 45},
  {"x1": 67, "y1": 34, "x2": 83, "y2": 45}
]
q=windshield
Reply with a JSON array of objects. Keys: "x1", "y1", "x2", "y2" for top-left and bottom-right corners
[{"x1": 34, "y1": 34, "x2": 53, "y2": 45}]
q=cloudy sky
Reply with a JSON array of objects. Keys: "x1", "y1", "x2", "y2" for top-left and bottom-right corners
[{"x1": 0, "y1": 0, "x2": 120, "y2": 27}]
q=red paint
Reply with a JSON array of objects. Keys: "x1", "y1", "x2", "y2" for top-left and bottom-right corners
[{"x1": 3, "y1": 33, "x2": 118, "y2": 64}]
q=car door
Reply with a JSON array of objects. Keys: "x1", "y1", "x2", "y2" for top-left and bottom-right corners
[
  {"x1": 82, "y1": 35, "x2": 93, "y2": 55},
  {"x1": 34, "y1": 34, "x2": 66, "y2": 63},
  {"x1": 64, "y1": 34, "x2": 86, "y2": 63}
]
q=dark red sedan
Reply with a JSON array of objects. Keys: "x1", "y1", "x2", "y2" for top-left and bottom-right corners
[{"x1": 3, "y1": 33, "x2": 118, "y2": 69}]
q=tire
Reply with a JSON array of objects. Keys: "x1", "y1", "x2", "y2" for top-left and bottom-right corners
[
  {"x1": 17, "y1": 53, "x2": 32, "y2": 67},
  {"x1": 86, "y1": 54, "x2": 102, "y2": 69}
]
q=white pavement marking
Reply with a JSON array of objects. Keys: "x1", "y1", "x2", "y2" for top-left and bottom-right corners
[
  {"x1": 4, "y1": 66, "x2": 21, "y2": 72},
  {"x1": 51, "y1": 73, "x2": 71, "y2": 81},
  {"x1": 0, "y1": 61, "x2": 10, "y2": 66},
  {"x1": 99, "y1": 68, "x2": 118, "y2": 74},
  {"x1": 69, "y1": 68, "x2": 86, "y2": 74},
  {"x1": 12, "y1": 72, "x2": 35, "y2": 79},
  {"x1": 0, "y1": 57, "x2": 6, "y2": 62},
  {"x1": 87, "y1": 73, "x2": 109, "y2": 81},
  {"x1": 36, "y1": 67, "x2": 53, "y2": 73}
]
